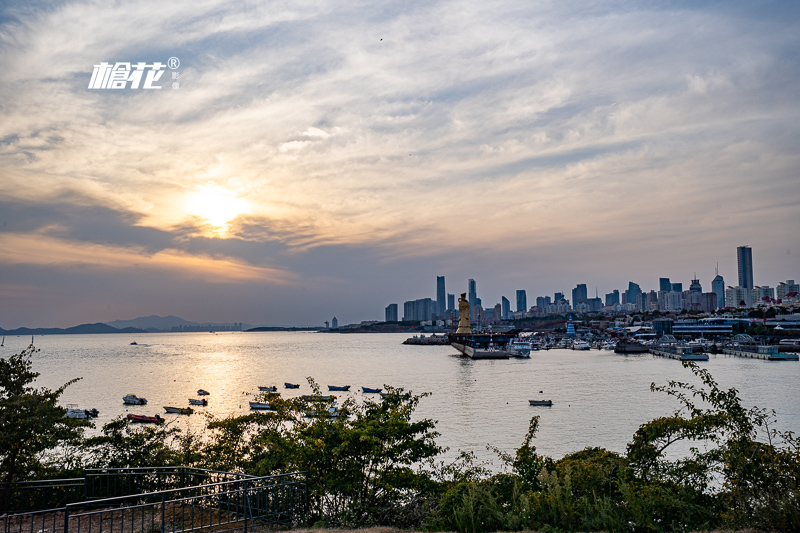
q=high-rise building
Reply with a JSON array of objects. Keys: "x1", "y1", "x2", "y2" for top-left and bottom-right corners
[
  {"x1": 385, "y1": 304, "x2": 398, "y2": 322},
  {"x1": 777, "y1": 280, "x2": 799, "y2": 299},
  {"x1": 671, "y1": 283, "x2": 682, "y2": 293},
  {"x1": 605, "y1": 289, "x2": 620, "y2": 306},
  {"x1": 436, "y1": 276, "x2": 446, "y2": 316},
  {"x1": 737, "y1": 245, "x2": 754, "y2": 290},
  {"x1": 516, "y1": 290, "x2": 527, "y2": 312},
  {"x1": 659, "y1": 278, "x2": 672, "y2": 292},
  {"x1": 447, "y1": 293, "x2": 455, "y2": 311},
  {"x1": 726, "y1": 286, "x2": 750, "y2": 308},
  {"x1": 468, "y1": 279, "x2": 477, "y2": 307},
  {"x1": 689, "y1": 277, "x2": 702, "y2": 294},
  {"x1": 536, "y1": 295, "x2": 551, "y2": 308},
  {"x1": 712, "y1": 266, "x2": 725, "y2": 309},
  {"x1": 554, "y1": 292, "x2": 564, "y2": 303},
  {"x1": 403, "y1": 298, "x2": 435, "y2": 322},
  {"x1": 501, "y1": 296, "x2": 510, "y2": 320},
  {"x1": 572, "y1": 284, "x2": 587, "y2": 310},
  {"x1": 331, "y1": 317, "x2": 338, "y2": 329},
  {"x1": 627, "y1": 282, "x2": 641, "y2": 304}
]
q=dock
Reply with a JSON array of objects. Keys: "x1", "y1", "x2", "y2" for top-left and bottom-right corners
[
  {"x1": 650, "y1": 348, "x2": 708, "y2": 361},
  {"x1": 723, "y1": 347, "x2": 799, "y2": 361}
]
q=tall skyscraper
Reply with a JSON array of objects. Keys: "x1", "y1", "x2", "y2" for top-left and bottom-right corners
[
  {"x1": 737, "y1": 245, "x2": 753, "y2": 290},
  {"x1": 501, "y1": 296, "x2": 510, "y2": 320},
  {"x1": 572, "y1": 283, "x2": 587, "y2": 310},
  {"x1": 516, "y1": 290, "x2": 527, "y2": 312},
  {"x1": 689, "y1": 277, "x2": 702, "y2": 294},
  {"x1": 468, "y1": 278, "x2": 477, "y2": 307},
  {"x1": 554, "y1": 292, "x2": 564, "y2": 302},
  {"x1": 605, "y1": 289, "x2": 620, "y2": 306},
  {"x1": 712, "y1": 266, "x2": 725, "y2": 309},
  {"x1": 627, "y1": 282, "x2": 641, "y2": 305},
  {"x1": 436, "y1": 276, "x2": 446, "y2": 316},
  {"x1": 447, "y1": 293, "x2": 455, "y2": 311},
  {"x1": 385, "y1": 303, "x2": 398, "y2": 322},
  {"x1": 659, "y1": 278, "x2": 672, "y2": 292}
]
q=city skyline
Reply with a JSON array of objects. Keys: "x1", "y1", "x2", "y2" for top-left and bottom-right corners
[{"x1": 1, "y1": 1, "x2": 799, "y2": 328}]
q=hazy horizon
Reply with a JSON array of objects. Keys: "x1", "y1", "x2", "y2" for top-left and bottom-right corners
[{"x1": 2, "y1": 1, "x2": 798, "y2": 329}]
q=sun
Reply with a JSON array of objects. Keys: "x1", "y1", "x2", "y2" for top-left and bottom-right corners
[{"x1": 184, "y1": 184, "x2": 250, "y2": 234}]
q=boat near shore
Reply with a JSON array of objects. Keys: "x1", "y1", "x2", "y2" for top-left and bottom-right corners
[{"x1": 529, "y1": 399, "x2": 553, "y2": 407}]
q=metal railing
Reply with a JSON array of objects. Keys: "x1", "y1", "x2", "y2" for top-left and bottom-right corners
[{"x1": 1, "y1": 468, "x2": 308, "y2": 533}]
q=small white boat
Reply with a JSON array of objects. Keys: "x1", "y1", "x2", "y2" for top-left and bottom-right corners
[
  {"x1": 258, "y1": 386, "x2": 277, "y2": 392},
  {"x1": 163, "y1": 406, "x2": 193, "y2": 415},
  {"x1": 197, "y1": 389, "x2": 210, "y2": 396},
  {"x1": 249, "y1": 401, "x2": 276, "y2": 410},
  {"x1": 571, "y1": 340, "x2": 591, "y2": 350},
  {"x1": 188, "y1": 398, "x2": 208, "y2": 406},
  {"x1": 507, "y1": 338, "x2": 533, "y2": 358},
  {"x1": 529, "y1": 399, "x2": 553, "y2": 406},
  {"x1": 123, "y1": 394, "x2": 147, "y2": 405}
]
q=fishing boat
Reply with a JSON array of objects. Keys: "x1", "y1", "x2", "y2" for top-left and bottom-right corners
[
  {"x1": 528, "y1": 400, "x2": 553, "y2": 406},
  {"x1": 300, "y1": 394, "x2": 335, "y2": 402},
  {"x1": 285, "y1": 382, "x2": 300, "y2": 389},
  {"x1": 122, "y1": 394, "x2": 147, "y2": 405},
  {"x1": 258, "y1": 386, "x2": 277, "y2": 392},
  {"x1": 163, "y1": 406, "x2": 193, "y2": 415},
  {"x1": 249, "y1": 401, "x2": 277, "y2": 410},
  {"x1": 303, "y1": 406, "x2": 339, "y2": 418},
  {"x1": 571, "y1": 340, "x2": 591, "y2": 350},
  {"x1": 64, "y1": 405, "x2": 99, "y2": 419},
  {"x1": 188, "y1": 398, "x2": 208, "y2": 406},
  {"x1": 130, "y1": 341, "x2": 138, "y2": 345},
  {"x1": 127, "y1": 414, "x2": 163, "y2": 424},
  {"x1": 361, "y1": 386, "x2": 382, "y2": 393},
  {"x1": 327, "y1": 385, "x2": 350, "y2": 391},
  {"x1": 197, "y1": 389, "x2": 210, "y2": 396}
]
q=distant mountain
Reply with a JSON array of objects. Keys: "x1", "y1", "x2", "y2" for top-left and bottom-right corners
[
  {"x1": 0, "y1": 323, "x2": 146, "y2": 335},
  {"x1": 105, "y1": 315, "x2": 255, "y2": 332},
  {"x1": 106, "y1": 315, "x2": 196, "y2": 331}
]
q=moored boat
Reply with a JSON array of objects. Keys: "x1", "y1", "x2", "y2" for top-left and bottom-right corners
[
  {"x1": 127, "y1": 414, "x2": 163, "y2": 423},
  {"x1": 285, "y1": 382, "x2": 300, "y2": 389},
  {"x1": 529, "y1": 399, "x2": 553, "y2": 406},
  {"x1": 197, "y1": 389, "x2": 210, "y2": 396},
  {"x1": 300, "y1": 394, "x2": 335, "y2": 402},
  {"x1": 258, "y1": 386, "x2": 277, "y2": 392},
  {"x1": 361, "y1": 386, "x2": 382, "y2": 393},
  {"x1": 123, "y1": 394, "x2": 147, "y2": 405},
  {"x1": 163, "y1": 406, "x2": 193, "y2": 415},
  {"x1": 249, "y1": 401, "x2": 277, "y2": 410},
  {"x1": 188, "y1": 398, "x2": 208, "y2": 406},
  {"x1": 327, "y1": 385, "x2": 350, "y2": 391}
]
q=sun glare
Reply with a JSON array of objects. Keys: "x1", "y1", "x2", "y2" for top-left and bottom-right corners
[{"x1": 185, "y1": 185, "x2": 250, "y2": 234}]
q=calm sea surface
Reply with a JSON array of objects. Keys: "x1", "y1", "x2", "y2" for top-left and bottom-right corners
[{"x1": 10, "y1": 332, "x2": 800, "y2": 465}]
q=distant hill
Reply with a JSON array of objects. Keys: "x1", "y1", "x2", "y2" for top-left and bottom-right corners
[
  {"x1": 105, "y1": 315, "x2": 256, "y2": 332},
  {"x1": 0, "y1": 323, "x2": 145, "y2": 335}
]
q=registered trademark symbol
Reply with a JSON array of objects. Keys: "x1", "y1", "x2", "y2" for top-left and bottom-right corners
[{"x1": 168, "y1": 57, "x2": 180, "y2": 69}]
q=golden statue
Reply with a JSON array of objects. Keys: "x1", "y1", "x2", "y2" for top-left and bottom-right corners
[{"x1": 456, "y1": 292, "x2": 472, "y2": 334}]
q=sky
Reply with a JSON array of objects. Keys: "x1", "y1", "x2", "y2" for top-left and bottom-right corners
[{"x1": 1, "y1": 0, "x2": 799, "y2": 328}]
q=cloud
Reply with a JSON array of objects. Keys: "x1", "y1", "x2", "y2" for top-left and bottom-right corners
[{"x1": 0, "y1": 0, "x2": 798, "y2": 325}]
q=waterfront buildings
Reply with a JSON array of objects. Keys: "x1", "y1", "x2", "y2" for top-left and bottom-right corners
[
  {"x1": 516, "y1": 290, "x2": 527, "y2": 312},
  {"x1": 712, "y1": 269, "x2": 725, "y2": 309},
  {"x1": 737, "y1": 245, "x2": 754, "y2": 290},
  {"x1": 447, "y1": 293, "x2": 455, "y2": 311},
  {"x1": 385, "y1": 303, "x2": 398, "y2": 322},
  {"x1": 777, "y1": 280, "x2": 799, "y2": 299},
  {"x1": 501, "y1": 296, "x2": 510, "y2": 320},
  {"x1": 572, "y1": 284, "x2": 587, "y2": 310},
  {"x1": 436, "y1": 276, "x2": 446, "y2": 316}
]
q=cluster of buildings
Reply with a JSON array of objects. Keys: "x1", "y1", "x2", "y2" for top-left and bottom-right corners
[{"x1": 384, "y1": 246, "x2": 799, "y2": 326}]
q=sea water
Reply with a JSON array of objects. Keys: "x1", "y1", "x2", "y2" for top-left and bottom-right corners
[{"x1": 11, "y1": 331, "x2": 800, "y2": 465}]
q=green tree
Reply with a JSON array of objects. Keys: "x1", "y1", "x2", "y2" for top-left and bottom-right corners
[{"x1": 0, "y1": 345, "x2": 87, "y2": 507}]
